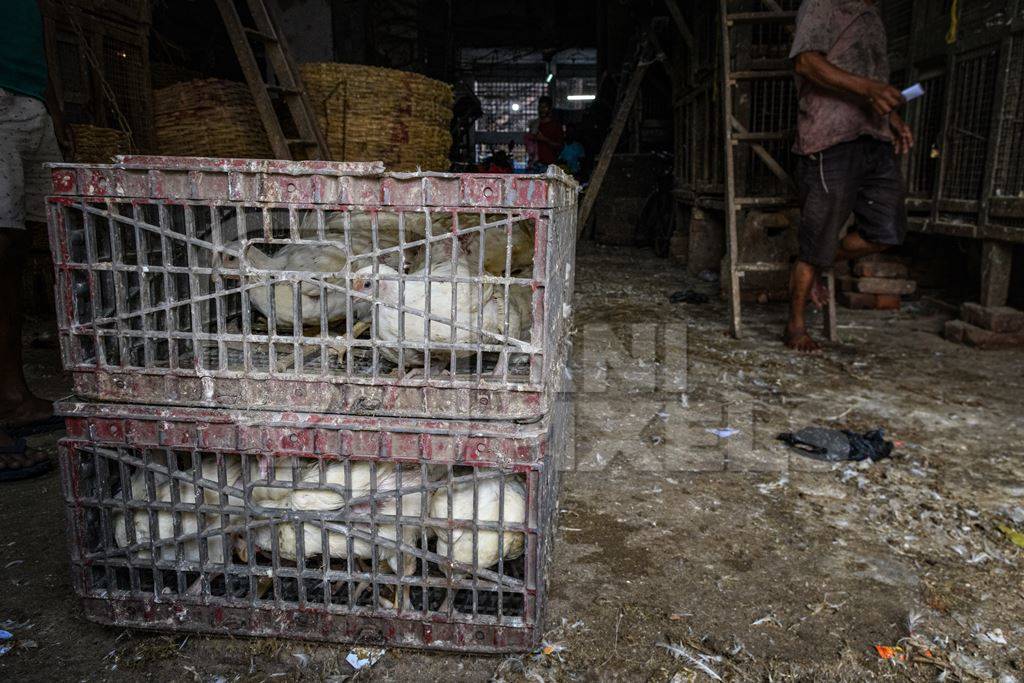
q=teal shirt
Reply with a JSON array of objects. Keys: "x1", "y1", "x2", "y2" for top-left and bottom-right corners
[{"x1": 0, "y1": 0, "x2": 48, "y2": 101}]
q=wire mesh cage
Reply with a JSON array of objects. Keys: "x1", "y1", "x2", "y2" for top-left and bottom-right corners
[
  {"x1": 46, "y1": 157, "x2": 578, "y2": 420},
  {"x1": 993, "y1": 33, "x2": 1024, "y2": 199},
  {"x1": 941, "y1": 45, "x2": 1000, "y2": 202},
  {"x1": 906, "y1": 71, "x2": 946, "y2": 199},
  {"x1": 58, "y1": 399, "x2": 569, "y2": 652},
  {"x1": 42, "y1": 5, "x2": 154, "y2": 151}
]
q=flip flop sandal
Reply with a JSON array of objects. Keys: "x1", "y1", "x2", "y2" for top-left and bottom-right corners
[
  {"x1": 4, "y1": 415, "x2": 65, "y2": 439},
  {"x1": 0, "y1": 437, "x2": 53, "y2": 482}
]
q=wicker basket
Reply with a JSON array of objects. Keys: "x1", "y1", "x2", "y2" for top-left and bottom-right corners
[
  {"x1": 153, "y1": 79, "x2": 273, "y2": 158},
  {"x1": 299, "y1": 63, "x2": 453, "y2": 171},
  {"x1": 70, "y1": 124, "x2": 132, "y2": 163}
]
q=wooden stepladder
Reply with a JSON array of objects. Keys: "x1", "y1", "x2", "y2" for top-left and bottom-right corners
[
  {"x1": 215, "y1": 0, "x2": 330, "y2": 160},
  {"x1": 718, "y1": 0, "x2": 838, "y2": 341}
]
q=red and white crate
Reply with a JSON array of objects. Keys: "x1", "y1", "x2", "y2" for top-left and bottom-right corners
[
  {"x1": 57, "y1": 398, "x2": 570, "y2": 653},
  {"x1": 46, "y1": 157, "x2": 577, "y2": 420}
]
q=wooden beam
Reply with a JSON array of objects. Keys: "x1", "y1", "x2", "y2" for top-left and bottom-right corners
[
  {"x1": 576, "y1": 57, "x2": 651, "y2": 239},
  {"x1": 730, "y1": 116, "x2": 795, "y2": 191},
  {"x1": 980, "y1": 240, "x2": 1013, "y2": 307},
  {"x1": 663, "y1": 0, "x2": 696, "y2": 56}
]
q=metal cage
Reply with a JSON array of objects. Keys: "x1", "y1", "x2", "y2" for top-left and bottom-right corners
[
  {"x1": 57, "y1": 398, "x2": 569, "y2": 652},
  {"x1": 46, "y1": 157, "x2": 578, "y2": 420}
]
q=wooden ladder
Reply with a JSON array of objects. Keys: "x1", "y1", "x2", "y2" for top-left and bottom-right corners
[
  {"x1": 215, "y1": 0, "x2": 330, "y2": 160},
  {"x1": 718, "y1": 0, "x2": 838, "y2": 340}
]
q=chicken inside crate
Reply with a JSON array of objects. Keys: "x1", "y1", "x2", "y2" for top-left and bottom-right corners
[
  {"x1": 57, "y1": 401, "x2": 569, "y2": 652},
  {"x1": 47, "y1": 158, "x2": 578, "y2": 419}
]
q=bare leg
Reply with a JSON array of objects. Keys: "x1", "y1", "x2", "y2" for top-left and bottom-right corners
[
  {"x1": 0, "y1": 228, "x2": 53, "y2": 428},
  {"x1": 0, "y1": 229, "x2": 53, "y2": 474},
  {"x1": 784, "y1": 260, "x2": 821, "y2": 352}
]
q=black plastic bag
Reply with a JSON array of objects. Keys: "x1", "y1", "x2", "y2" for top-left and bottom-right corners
[{"x1": 777, "y1": 427, "x2": 893, "y2": 462}]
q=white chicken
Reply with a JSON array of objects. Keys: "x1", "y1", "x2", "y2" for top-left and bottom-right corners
[
  {"x1": 351, "y1": 244, "x2": 495, "y2": 368},
  {"x1": 320, "y1": 211, "x2": 427, "y2": 273},
  {"x1": 218, "y1": 241, "x2": 352, "y2": 330},
  {"x1": 460, "y1": 214, "x2": 535, "y2": 276},
  {"x1": 112, "y1": 454, "x2": 244, "y2": 565},
  {"x1": 429, "y1": 476, "x2": 527, "y2": 574},
  {"x1": 246, "y1": 460, "x2": 432, "y2": 608},
  {"x1": 482, "y1": 284, "x2": 533, "y2": 343}
]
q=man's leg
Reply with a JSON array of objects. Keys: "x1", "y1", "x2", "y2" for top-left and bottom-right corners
[
  {"x1": 785, "y1": 259, "x2": 820, "y2": 351},
  {"x1": 845, "y1": 140, "x2": 907, "y2": 266},
  {"x1": 0, "y1": 228, "x2": 53, "y2": 476},
  {"x1": 0, "y1": 228, "x2": 52, "y2": 428},
  {"x1": 786, "y1": 143, "x2": 858, "y2": 351}
]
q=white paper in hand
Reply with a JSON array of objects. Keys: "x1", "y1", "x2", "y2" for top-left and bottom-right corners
[{"x1": 901, "y1": 83, "x2": 925, "y2": 102}]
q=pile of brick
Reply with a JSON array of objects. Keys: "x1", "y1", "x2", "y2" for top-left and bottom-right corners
[
  {"x1": 837, "y1": 255, "x2": 917, "y2": 310},
  {"x1": 945, "y1": 303, "x2": 1024, "y2": 349}
]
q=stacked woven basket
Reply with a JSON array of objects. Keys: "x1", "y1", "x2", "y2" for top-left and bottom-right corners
[
  {"x1": 70, "y1": 124, "x2": 132, "y2": 163},
  {"x1": 299, "y1": 63, "x2": 453, "y2": 170},
  {"x1": 153, "y1": 79, "x2": 273, "y2": 158}
]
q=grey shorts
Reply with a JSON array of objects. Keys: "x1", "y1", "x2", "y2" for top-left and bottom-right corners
[
  {"x1": 796, "y1": 136, "x2": 906, "y2": 269},
  {"x1": 0, "y1": 88, "x2": 63, "y2": 229}
]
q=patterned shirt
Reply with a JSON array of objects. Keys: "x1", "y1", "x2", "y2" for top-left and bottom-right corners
[{"x1": 789, "y1": 0, "x2": 892, "y2": 155}]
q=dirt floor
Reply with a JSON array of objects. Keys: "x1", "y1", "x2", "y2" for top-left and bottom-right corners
[{"x1": 1, "y1": 244, "x2": 1022, "y2": 682}]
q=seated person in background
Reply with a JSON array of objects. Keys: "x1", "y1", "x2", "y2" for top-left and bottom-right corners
[
  {"x1": 525, "y1": 96, "x2": 563, "y2": 171},
  {"x1": 480, "y1": 148, "x2": 514, "y2": 174}
]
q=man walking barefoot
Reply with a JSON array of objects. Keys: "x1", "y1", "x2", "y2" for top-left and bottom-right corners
[{"x1": 785, "y1": 0, "x2": 914, "y2": 351}]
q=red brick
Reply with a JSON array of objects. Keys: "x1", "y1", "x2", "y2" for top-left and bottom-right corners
[
  {"x1": 875, "y1": 294, "x2": 901, "y2": 310},
  {"x1": 854, "y1": 261, "x2": 909, "y2": 279},
  {"x1": 960, "y1": 302, "x2": 1024, "y2": 333},
  {"x1": 958, "y1": 321, "x2": 1024, "y2": 350},
  {"x1": 855, "y1": 277, "x2": 916, "y2": 295},
  {"x1": 839, "y1": 291, "x2": 876, "y2": 309}
]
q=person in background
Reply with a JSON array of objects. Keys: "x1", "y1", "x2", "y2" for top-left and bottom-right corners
[
  {"x1": 525, "y1": 95, "x2": 563, "y2": 171},
  {"x1": 0, "y1": 0, "x2": 68, "y2": 480},
  {"x1": 557, "y1": 123, "x2": 585, "y2": 178},
  {"x1": 784, "y1": 0, "x2": 913, "y2": 352},
  {"x1": 480, "y1": 147, "x2": 514, "y2": 174}
]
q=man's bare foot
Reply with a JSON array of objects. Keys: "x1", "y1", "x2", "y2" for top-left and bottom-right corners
[
  {"x1": 809, "y1": 278, "x2": 828, "y2": 309},
  {"x1": 784, "y1": 324, "x2": 821, "y2": 352}
]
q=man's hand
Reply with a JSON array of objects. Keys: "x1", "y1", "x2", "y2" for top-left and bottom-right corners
[
  {"x1": 860, "y1": 80, "x2": 905, "y2": 116},
  {"x1": 890, "y1": 113, "x2": 914, "y2": 155}
]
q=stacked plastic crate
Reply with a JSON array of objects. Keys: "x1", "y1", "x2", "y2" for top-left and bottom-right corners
[{"x1": 45, "y1": 156, "x2": 577, "y2": 652}]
